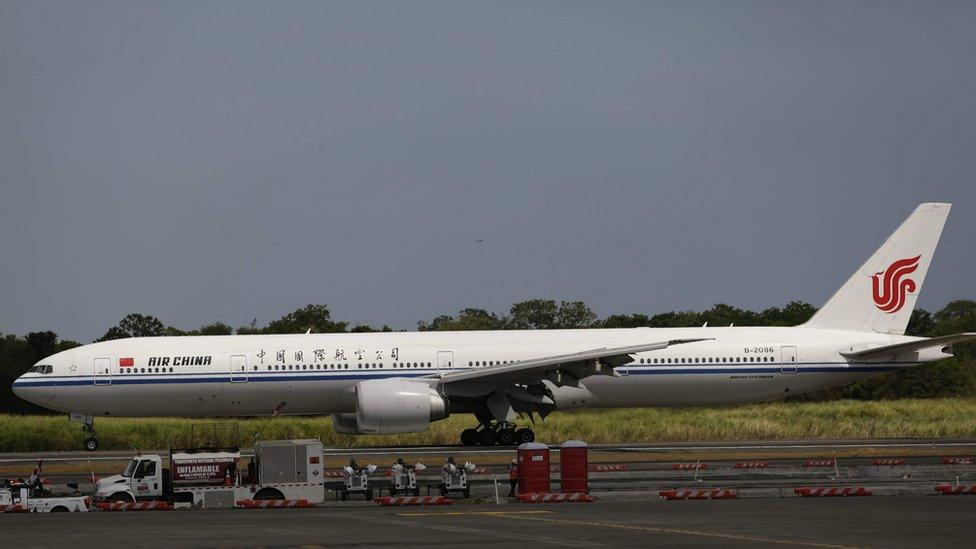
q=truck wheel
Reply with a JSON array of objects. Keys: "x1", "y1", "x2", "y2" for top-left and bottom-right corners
[
  {"x1": 413, "y1": 487, "x2": 420, "y2": 497},
  {"x1": 110, "y1": 492, "x2": 134, "y2": 503},
  {"x1": 50, "y1": 506, "x2": 69, "y2": 513},
  {"x1": 253, "y1": 488, "x2": 285, "y2": 500},
  {"x1": 463, "y1": 487, "x2": 470, "y2": 499},
  {"x1": 84, "y1": 437, "x2": 99, "y2": 451}
]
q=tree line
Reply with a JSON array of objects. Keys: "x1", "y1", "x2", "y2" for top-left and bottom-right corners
[{"x1": 1, "y1": 299, "x2": 974, "y2": 414}]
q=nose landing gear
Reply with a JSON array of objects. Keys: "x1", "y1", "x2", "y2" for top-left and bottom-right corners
[
  {"x1": 81, "y1": 420, "x2": 98, "y2": 451},
  {"x1": 460, "y1": 422, "x2": 535, "y2": 446}
]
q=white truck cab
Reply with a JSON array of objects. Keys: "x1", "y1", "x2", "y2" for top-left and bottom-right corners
[{"x1": 96, "y1": 454, "x2": 166, "y2": 502}]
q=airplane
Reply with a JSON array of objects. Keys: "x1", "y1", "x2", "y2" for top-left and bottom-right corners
[{"x1": 13, "y1": 203, "x2": 976, "y2": 452}]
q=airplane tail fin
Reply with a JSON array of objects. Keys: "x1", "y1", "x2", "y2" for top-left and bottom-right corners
[{"x1": 802, "y1": 203, "x2": 951, "y2": 335}]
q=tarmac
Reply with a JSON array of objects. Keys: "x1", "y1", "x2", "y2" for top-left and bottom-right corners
[
  {"x1": 3, "y1": 497, "x2": 975, "y2": 548},
  {"x1": 5, "y1": 439, "x2": 976, "y2": 547}
]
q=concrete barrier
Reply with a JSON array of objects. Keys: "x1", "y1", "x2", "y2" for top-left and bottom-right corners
[
  {"x1": 374, "y1": 496, "x2": 453, "y2": 506},
  {"x1": 95, "y1": 501, "x2": 174, "y2": 511},
  {"x1": 590, "y1": 464, "x2": 627, "y2": 472},
  {"x1": 659, "y1": 489, "x2": 737, "y2": 500},
  {"x1": 794, "y1": 487, "x2": 871, "y2": 497},
  {"x1": 734, "y1": 462, "x2": 769, "y2": 469},
  {"x1": 517, "y1": 493, "x2": 594, "y2": 503},
  {"x1": 237, "y1": 499, "x2": 314, "y2": 509},
  {"x1": 934, "y1": 484, "x2": 976, "y2": 495},
  {"x1": 671, "y1": 463, "x2": 708, "y2": 470}
]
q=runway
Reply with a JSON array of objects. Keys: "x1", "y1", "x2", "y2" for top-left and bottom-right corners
[
  {"x1": 2, "y1": 438, "x2": 974, "y2": 463},
  {"x1": 3, "y1": 497, "x2": 973, "y2": 548}
]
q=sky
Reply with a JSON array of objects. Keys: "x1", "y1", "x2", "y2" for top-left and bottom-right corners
[{"x1": 1, "y1": 1, "x2": 975, "y2": 343}]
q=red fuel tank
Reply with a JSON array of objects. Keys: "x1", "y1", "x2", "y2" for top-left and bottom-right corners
[
  {"x1": 559, "y1": 440, "x2": 588, "y2": 493},
  {"x1": 517, "y1": 442, "x2": 550, "y2": 494}
]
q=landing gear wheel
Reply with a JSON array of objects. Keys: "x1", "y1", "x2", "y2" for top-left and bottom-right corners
[
  {"x1": 515, "y1": 428, "x2": 535, "y2": 444},
  {"x1": 477, "y1": 428, "x2": 498, "y2": 446},
  {"x1": 460, "y1": 428, "x2": 478, "y2": 446},
  {"x1": 497, "y1": 428, "x2": 517, "y2": 446},
  {"x1": 84, "y1": 437, "x2": 99, "y2": 452}
]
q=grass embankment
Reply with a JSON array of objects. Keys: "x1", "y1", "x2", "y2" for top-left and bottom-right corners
[{"x1": 2, "y1": 398, "x2": 975, "y2": 453}]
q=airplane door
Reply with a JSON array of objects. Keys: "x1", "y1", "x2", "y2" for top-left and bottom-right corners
[
  {"x1": 93, "y1": 357, "x2": 112, "y2": 386},
  {"x1": 780, "y1": 346, "x2": 798, "y2": 374},
  {"x1": 436, "y1": 351, "x2": 454, "y2": 371},
  {"x1": 230, "y1": 355, "x2": 248, "y2": 382}
]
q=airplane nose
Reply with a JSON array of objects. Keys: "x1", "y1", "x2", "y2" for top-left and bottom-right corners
[{"x1": 12, "y1": 376, "x2": 26, "y2": 399}]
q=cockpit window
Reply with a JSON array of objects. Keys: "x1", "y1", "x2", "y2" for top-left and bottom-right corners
[{"x1": 27, "y1": 365, "x2": 53, "y2": 374}]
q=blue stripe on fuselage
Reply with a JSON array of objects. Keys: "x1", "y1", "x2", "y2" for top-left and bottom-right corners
[{"x1": 11, "y1": 363, "x2": 903, "y2": 388}]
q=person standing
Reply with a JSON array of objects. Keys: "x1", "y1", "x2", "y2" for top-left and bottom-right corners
[{"x1": 507, "y1": 458, "x2": 519, "y2": 497}]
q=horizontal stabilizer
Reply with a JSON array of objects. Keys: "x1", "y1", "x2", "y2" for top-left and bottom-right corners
[{"x1": 841, "y1": 333, "x2": 976, "y2": 360}]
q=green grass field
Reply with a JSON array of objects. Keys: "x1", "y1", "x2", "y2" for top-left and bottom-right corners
[{"x1": 2, "y1": 398, "x2": 975, "y2": 452}]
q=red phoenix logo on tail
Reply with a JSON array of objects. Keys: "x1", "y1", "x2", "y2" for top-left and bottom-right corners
[{"x1": 871, "y1": 255, "x2": 921, "y2": 313}]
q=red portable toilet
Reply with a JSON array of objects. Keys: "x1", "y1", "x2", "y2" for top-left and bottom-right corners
[
  {"x1": 560, "y1": 440, "x2": 588, "y2": 493},
  {"x1": 517, "y1": 442, "x2": 550, "y2": 494}
]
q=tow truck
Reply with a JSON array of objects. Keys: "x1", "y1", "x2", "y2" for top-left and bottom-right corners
[
  {"x1": 94, "y1": 439, "x2": 325, "y2": 508},
  {"x1": 1, "y1": 462, "x2": 90, "y2": 512}
]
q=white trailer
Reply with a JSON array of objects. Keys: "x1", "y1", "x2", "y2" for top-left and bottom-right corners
[{"x1": 94, "y1": 439, "x2": 326, "y2": 509}]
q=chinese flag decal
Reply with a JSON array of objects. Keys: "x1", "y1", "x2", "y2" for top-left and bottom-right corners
[{"x1": 119, "y1": 357, "x2": 134, "y2": 367}]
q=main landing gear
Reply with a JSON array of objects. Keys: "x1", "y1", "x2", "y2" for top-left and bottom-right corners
[{"x1": 460, "y1": 422, "x2": 535, "y2": 446}]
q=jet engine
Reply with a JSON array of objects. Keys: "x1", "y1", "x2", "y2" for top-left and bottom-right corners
[{"x1": 332, "y1": 378, "x2": 449, "y2": 434}]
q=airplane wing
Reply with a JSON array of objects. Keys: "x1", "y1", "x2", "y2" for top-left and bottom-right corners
[
  {"x1": 841, "y1": 333, "x2": 976, "y2": 360},
  {"x1": 433, "y1": 338, "x2": 708, "y2": 422},
  {"x1": 436, "y1": 339, "x2": 708, "y2": 388}
]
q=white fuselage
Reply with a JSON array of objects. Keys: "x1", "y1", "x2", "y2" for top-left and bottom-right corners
[{"x1": 12, "y1": 326, "x2": 929, "y2": 418}]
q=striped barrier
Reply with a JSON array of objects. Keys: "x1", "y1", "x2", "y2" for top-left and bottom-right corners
[
  {"x1": 517, "y1": 493, "x2": 594, "y2": 503},
  {"x1": 734, "y1": 462, "x2": 769, "y2": 469},
  {"x1": 95, "y1": 501, "x2": 173, "y2": 511},
  {"x1": 934, "y1": 485, "x2": 976, "y2": 495},
  {"x1": 940, "y1": 458, "x2": 974, "y2": 465},
  {"x1": 237, "y1": 499, "x2": 314, "y2": 509},
  {"x1": 871, "y1": 459, "x2": 906, "y2": 466},
  {"x1": 803, "y1": 459, "x2": 837, "y2": 468},
  {"x1": 659, "y1": 489, "x2": 737, "y2": 500},
  {"x1": 590, "y1": 464, "x2": 628, "y2": 472},
  {"x1": 794, "y1": 487, "x2": 872, "y2": 497},
  {"x1": 374, "y1": 496, "x2": 453, "y2": 506},
  {"x1": 671, "y1": 463, "x2": 708, "y2": 470},
  {"x1": 0, "y1": 504, "x2": 28, "y2": 513},
  {"x1": 325, "y1": 471, "x2": 345, "y2": 478},
  {"x1": 470, "y1": 467, "x2": 491, "y2": 475}
]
